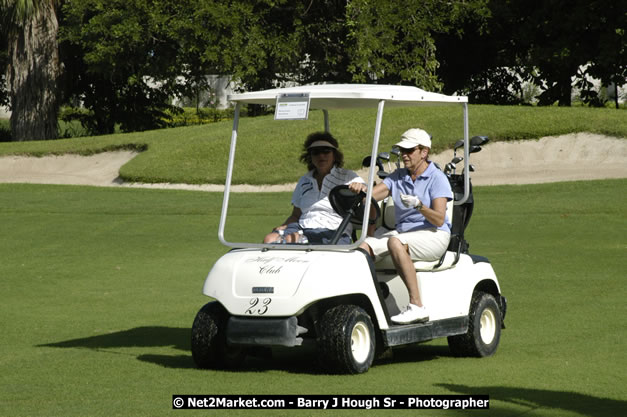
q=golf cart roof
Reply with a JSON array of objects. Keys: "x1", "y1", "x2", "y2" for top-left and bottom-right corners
[{"x1": 228, "y1": 84, "x2": 467, "y2": 108}]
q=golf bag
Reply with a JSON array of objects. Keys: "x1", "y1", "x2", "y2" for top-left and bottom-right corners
[{"x1": 447, "y1": 174, "x2": 473, "y2": 254}]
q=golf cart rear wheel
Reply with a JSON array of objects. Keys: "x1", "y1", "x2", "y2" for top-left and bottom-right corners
[
  {"x1": 447, "y1": 291, "x2": 501, "y2": 357},
  {"x1": 317, "y1": 305, "x2": 376, "y2": 374},
  {"x1": 191, "y1": 301, "x2": 245, "y2": 369}
]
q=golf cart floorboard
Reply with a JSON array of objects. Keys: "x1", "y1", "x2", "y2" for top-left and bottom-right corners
[{"x1": 383, "y1": 316, "x2": 468, "y2": 347}]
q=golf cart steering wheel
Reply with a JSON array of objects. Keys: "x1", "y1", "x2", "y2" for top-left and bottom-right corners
[{"x1": 328, "y1": 185, "x2": 381, "y2": 227}]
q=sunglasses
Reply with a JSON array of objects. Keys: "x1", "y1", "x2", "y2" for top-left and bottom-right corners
[
  {"x1": 399, "y1": 147, "x2": 419, "y2": 154},
  {"x1": 310, "y1": 147, "x2": 334, "y2": 156}
]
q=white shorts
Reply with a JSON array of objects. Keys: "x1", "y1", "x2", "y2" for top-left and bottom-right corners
[{"x1": 365, "y1": 228, "x2": 450, "y2": 262}]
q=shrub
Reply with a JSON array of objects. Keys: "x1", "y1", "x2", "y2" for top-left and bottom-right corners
[
  {"x1": 164, "y1": 107, "x2": 235, "y2": 127},
  {"x1": 0, "y1": 119, "x2": 11, "y2": 142}
]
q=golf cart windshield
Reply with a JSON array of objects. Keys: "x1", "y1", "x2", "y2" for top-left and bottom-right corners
[{"x1": 219, "y1": 84, "x2": 470, "y2": 251}]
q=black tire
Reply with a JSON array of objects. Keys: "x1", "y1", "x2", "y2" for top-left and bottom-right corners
[
  {"x1": 191, "y1": 301, "x2": 245, "y2": 369},
  {"x1": 317, "y1": 305, "x2": 376, "y2": 374},
  {"x1": 448, "y1": 291, "x2": 502, "y2": 357}
]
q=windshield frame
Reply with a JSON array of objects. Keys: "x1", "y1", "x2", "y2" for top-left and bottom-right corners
[{"x1": 218, "y1": 85, "x2": 470, "y2": 251}]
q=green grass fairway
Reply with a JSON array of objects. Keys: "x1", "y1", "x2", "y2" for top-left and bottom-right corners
[{"x1": 1, "y1": 181, "x2": 625, "y2": 417}]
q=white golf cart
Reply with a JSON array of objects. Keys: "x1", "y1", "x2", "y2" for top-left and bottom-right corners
[{"x1": 191, "y1": 84, "x2": 507, "y2": 374}]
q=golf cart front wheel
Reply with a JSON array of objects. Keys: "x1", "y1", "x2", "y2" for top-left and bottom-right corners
[
  {"x1": 447, "y1": 291, "x2": 502, "y2": 357},
  {"x1": 191, "y1": 301, "x2": 245, "y2": 369},
  {"x1": 317, "y1": 305, "x2": 376, "y2": 374}
]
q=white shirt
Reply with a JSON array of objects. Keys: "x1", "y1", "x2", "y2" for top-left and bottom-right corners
[{"x1": 292, "y1": 166, "x2": 365, "y2": 229}]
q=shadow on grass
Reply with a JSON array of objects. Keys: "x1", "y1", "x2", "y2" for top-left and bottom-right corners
[
  {"x1": 389, "y1": 344, "x2": 454, "y2": 362},
  {"x1": 40, "y1": 326, "x2": 191, "y2": 351},
  {"x1": 38, "y1": 326, "x2": 452, "y2": 374},
  {"x1": 38, "y1": 326, "x2": 324, "y2": 373},
  {"x1": 437, "y1": 383, "x2": 627, "y2": 417},
  {"x1": 39, "y1": 326, "x2": 196, "y2": 369}
]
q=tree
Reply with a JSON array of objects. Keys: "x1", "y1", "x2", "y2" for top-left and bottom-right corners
[
  {"x1": 291, "y1": 0, "x2": 353, "y2": 84},
  {"x1": 576, "y1": 0, "x2": 626, "y2": 108},
  {"x1": 503, "y1": 0, "x2": 627, "y2": 107},
  {"x1": 436, "y1": 0, "x2": 626, "y2": 107},
  {"x1": 346, "y1": 0, "x2": 490, "y2": 91},
  {"x1": 59, "y1": 0, "x2": 185, "y2": 134},
  {"x1": 0, "y1": 29, "x2": 9, "y2": 109},
  {"x1": 1, "y1": 0, "x2": 61, "y2": 140},
  {"x1": 58, "y1": 0, "x2": 303, "y2": 129}
]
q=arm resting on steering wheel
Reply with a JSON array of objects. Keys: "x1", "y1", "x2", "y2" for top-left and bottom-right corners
[{"x1": 348, "y1": 181, "x2": 390, "y2": 202}]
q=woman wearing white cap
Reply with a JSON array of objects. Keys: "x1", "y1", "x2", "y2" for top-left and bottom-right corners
[
  {"x1": 349, "y1": 128, "x2": 453, "y2": 324},
  {"x1": 264, "y1": 131, "x2": 365, "y2": 245}
]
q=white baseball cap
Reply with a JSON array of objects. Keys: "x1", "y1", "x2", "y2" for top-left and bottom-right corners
[{"x1": 395, "y1": 128, "x2": 432, "y2": 149}]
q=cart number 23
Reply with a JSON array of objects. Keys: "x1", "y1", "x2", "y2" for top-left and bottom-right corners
[{"x1": 245, "y1": 297, "x2": 272, "y2": 315}]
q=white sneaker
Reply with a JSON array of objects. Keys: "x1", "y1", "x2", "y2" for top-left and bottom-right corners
[{"x1": 391, "y1": 304, "x2": 429, "y2": 324}]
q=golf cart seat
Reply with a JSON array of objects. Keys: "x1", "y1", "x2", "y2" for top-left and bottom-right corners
[
  {"x1": 373, "y1": 198, "x2": 459, "y2": 273},
  {"x1": 376, "y1": 196, "x2": 454, "y2": 232},
  {"x1": 374, "y1": 250, "x2": 460, "y2": 273}
]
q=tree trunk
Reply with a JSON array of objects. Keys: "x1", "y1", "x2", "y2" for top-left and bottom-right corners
[
  {"x1": 557, "y1": 73, "x2": 572, "y2": 107},
  {"x1": 7, "y1": 0, "x2": 61, "y2": 141}
]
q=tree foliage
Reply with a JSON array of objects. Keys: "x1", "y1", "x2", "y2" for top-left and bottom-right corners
[
  {"x1": 59, "y1": 0, "x2": 305, "y2": 130},
  {"x1": 3, "y1": 0, "x2": 623, "y2": 141},
  {"x1": 60, "y1": 0, "x2": 185, "y2": 134},
  {"x1": 346, "y1": 0, "x2": 489, "y2": 90},
  {"x1": 436, "y1": 0, "x2": 627, "y2": 107}
]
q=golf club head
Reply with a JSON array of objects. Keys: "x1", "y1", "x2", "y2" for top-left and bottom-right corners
[
  {"x1": 377, "y1": 170, "x2": 389, "y2": 179},
  {"x1": 454, "y1": 139, "x2": 465, "y2": 150},
  {"x1": 469, "y1": 164, "x2": 475, "y2": 172},
  {"x1": 391, "y1": 147, "x2": 401, "y2": 169},
  {"x1": 452, "y1": 156, "x2": 463, "y2": 164},
  {"x1": 470, "y1": 135, "x2": 490, "y2": 147},
  {"x1": 469, "y1": 145, "x2": 482, "y2": 154},
  {"x1": 378, "y1": 152, "x2": 392, "y2": 171},
  {"x1": 362, "y1": 155, "x2": 385, "y2": 171}
]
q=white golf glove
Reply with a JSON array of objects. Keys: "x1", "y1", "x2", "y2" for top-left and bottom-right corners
[{"x1": 400, "y1": 193, "x2": 423, "y2": 209}]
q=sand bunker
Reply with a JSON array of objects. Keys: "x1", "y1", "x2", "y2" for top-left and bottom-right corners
[{"x1": 0, "y1": 133, "x2": 625, "y2": 191}]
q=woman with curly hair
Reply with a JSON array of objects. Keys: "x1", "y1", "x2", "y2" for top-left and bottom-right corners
[{"x1": 263, "y1": 131, "x2": 364, "y2": 244}]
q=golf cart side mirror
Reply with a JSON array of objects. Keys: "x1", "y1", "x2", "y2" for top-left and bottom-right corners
[{"x1": 470, "y1": 136, "x2": 489, "y2": 147}]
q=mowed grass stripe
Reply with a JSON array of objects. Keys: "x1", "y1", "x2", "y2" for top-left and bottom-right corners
[{"x1": 0, "y1": 181, "x2": 625, "y2": 417}]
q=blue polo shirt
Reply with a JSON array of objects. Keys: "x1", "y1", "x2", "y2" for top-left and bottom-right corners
[{"x1": 383, "y1": 161, "x2": 453, "y2": 233}]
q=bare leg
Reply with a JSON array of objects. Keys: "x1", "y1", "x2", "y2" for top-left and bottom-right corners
[
  {"x1": 286, "y1": 232, "x2": 299, "y2": 243},
  {"x1": 263, "y1": 232, "x2": 280, "y2": 243},
  {"x1": 359, "y1": 241, "x2": 374, "y2": 258},
  {"x1": 387, "y1": 237, "x2": 423, "y2": 307}
]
